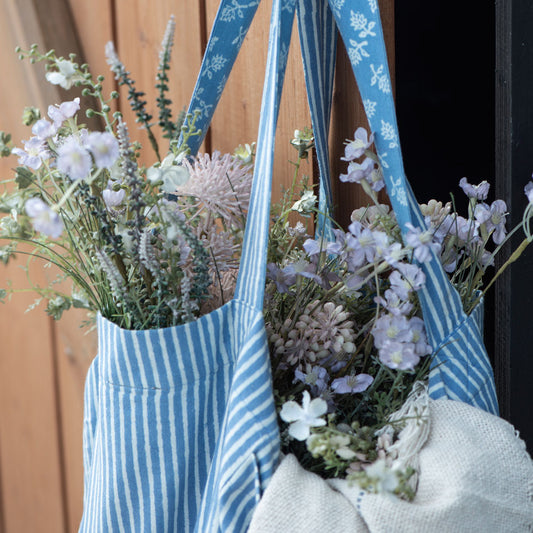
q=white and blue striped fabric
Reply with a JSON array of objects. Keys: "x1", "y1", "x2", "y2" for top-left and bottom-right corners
[
  {"x1": 80, "y1": 1, "x2": 294, "y2": 532},
  {"x1": 81, "y1": 0, "x2": 499, "y2": 531}
]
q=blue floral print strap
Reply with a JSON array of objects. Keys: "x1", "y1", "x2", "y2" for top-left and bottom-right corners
[
  {"x1": 184, "y1": 0, "x2": 261, "y2": 156},
  {"x1": 329, "y1": 0, "x2": 498, "y2": 414}
]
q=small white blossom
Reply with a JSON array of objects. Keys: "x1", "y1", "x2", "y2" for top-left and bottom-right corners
[
  {"x1": 292, "y1": 190, "x2": 317, "y2": 215},
  {"x1": 364, "y1": 459, "x2": 399, "y2": 494},
  {"x1": 86, "y1": 132, "x2": 120, "y2": 169},
  {"x1": 280, "y1": 391, "x2": 327, "y2": 441},
  {"x1": 45, "y1": 60, "x2": 84, "y2": 90},
  {"x1": 57, "y1": 136, "x2": 92, "y2": 180},
  {"x1": 147, "y1": 154, "x2": 190, "y2": 193},
  {"x1": 48, "y1": 98, "x2": 81, "y2": 127},
  {"x1": 25, "y1": 198, "x2": 63, "y2": 238}
]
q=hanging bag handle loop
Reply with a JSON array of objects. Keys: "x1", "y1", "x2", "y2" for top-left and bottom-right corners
[
  {"x1": 296, "y1": 1, "x2": 337, "y2": 237},
  {"x1": 233, "y1": 1, "x2": 297, "y2": 310},
  {"x1": 324, "y1": 0, "x2": 497, "y2": 413}
]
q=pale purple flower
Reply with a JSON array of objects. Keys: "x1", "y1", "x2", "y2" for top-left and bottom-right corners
[
  {"x1": 340, "y1": 156, "x2": 375, "y2": 183},
  {"x1": 102, "y1": 185, "x2": 126, "y2": 208},
  {"x1": 372, "y1": 230, "x2": 392, "y2": 260},
  {"x1": 280, "y1": 391, "x2": 327, "y2": 441},
  {"x1": 378, "y1": 340, "x2": 420, "y2": 371},
  {"x1": 57, "y1": 136, "x2": 92, "y2": 180},
  {"x1": 407, "y1": 316, "x2": 433, "y2": 356},
  {"x1": 303, "y1": 237, "x2": 340, "y2": 256},
  {"x1": 48, "y1": 98, "x2": 81, "y2": 127},
  {"x1": 368, "y1": 165, "x2": 385, "y2": 192},
  {"x1": 267, "y1": 263, "x2": 297, "y2": 293},
  {"x1": 25, "y1": 198, "x2": 63, "y2": 238},
  {"x1": 331, "y1": 373, "x2": 373, "y2": 394},
  {"x1": 294, "y1": 365, "x2": 329, "y2": 396},
  {"x1": 348, "y1": 221, "x2": 377, "y2": 263},
  {"x1": 12, "y1": 137, "x2": 49, "y2": 170},
  {"x1": 32, "y1": 119, "x2": 57, "y2": 140},
  {"x1": 448, "y1": 214, "x2": 480, "y2": 244},
  {"x1": 290, "y1": 258, "x2": 323, "y2": 285},
  {"x1": 382, "y1": 241, "x2": 405, "y2": 268},
  {"x1": 374, "y1": 288, "x2": 413, "y2": 317},
  {"x1": 372, "y1": 313, "x2": 412, "y2": 349},
  {"x1": 474, "y1": 200, "x2": 508, "y2": 245},
  {"x1": 459, "y1": 177, "x2": 490, "y2": 201},
  {"x1": 342, "y1": 127, "x2": 374, "y2": 161},
  {"x1": 333, "y1": 228, "x2": 366, "y2": 271},
  {"x1": 389, "y1": 263, "x2": 426, "y2": 299},
  {"x1": 405, "y1": 222, "x2": 441, "y2": 263},
  {"x1": 86, "y1": 131, "x2": 120, "y2": 168},
  {"x1": 300, "y1": 256, "x2": 341, "y2": 290}
]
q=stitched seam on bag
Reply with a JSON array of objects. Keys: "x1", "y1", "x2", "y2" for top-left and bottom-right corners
[{"x1": 100, "y1": 361, "x2": 234, "y2": 391}]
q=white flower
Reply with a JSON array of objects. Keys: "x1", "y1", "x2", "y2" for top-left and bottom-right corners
[
  {"x1": 45, "y1": 60, "x2": 84, "y2": 90},
  {"x1": 86, "y1": 132, "x2": 120, "y2": 169},
  {"x1": 364, "y1": 459, "x2": 399, "y2": 494},
  {"x1": 48, "y1": 98, "x2": 81, "y2": 127},
  {"x1": 105, "y1": 41, "x2": 123, "y2": 73},
  {"x1": 291, "y1": 190, "x2": 317, "y2": 214},
  {"x1": 25, "y1": 198, "x2": 63, "y2": 238},
  {"x1": 102, "y1": 185, "x2": 126, "y2": 208},
  {"x1": 57, "y1": 136, "x2": 92, "y2": 180},
  {"x1": 234, "y1": 143, "x2": 255, "y2": 165},
  {"x1": 146, "y1": 154, "x2": 189, "y2": 193},
  {"x1": 280, "y1": 391, "x2": 327, "y2": 441}
]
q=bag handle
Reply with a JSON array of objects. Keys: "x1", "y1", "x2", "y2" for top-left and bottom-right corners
[
  {"x1": 296, "y1": 1, "x2": 337, "y2": 238},
  {"x1": 233, "y1": 0, "x2": 297, "y2": 310},
  {"x1": 183, "y1": 0, "x2": 261, "y2": 156},
  {"x1": 297, "y1": 2, "x2": 466, "y2": 345},
  {"x1": 181, "y1": 0, "x2": 298, "y2": 311},
  {"x1": 323, "y1": 0, "x2": 497, "y2": 413},
  {"x1": 182, "y1": 0, "x2": 498, "y2": 413}
]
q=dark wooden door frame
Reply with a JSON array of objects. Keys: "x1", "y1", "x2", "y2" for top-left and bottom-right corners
[
  {"x1": 495, "y1": 0, "x2": 533, "y2": 449},
  {"x1": 395, "y1": 0, "x2": 532, "y2": 450}
]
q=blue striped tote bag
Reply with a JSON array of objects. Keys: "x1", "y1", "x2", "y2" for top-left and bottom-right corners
[{"x1": 79, "y1": 1, "x2": 296, "y2": 531}]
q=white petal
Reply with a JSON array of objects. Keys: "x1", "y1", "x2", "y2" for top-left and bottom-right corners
[
  {"x1": 306, "y1": 397, "x2": 328, "y2": 418},
  {"x1": 45, "y1": 71, "x2": 68, "y2": 88},
  {"x1": 280, "y1": 401, "x2": 303, "y2": 423},
  {"x1": 288, "y1": 420, "x2": 310, "y2": 441}
]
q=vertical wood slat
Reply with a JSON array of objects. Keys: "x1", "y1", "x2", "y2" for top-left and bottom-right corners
[
  {"x1": 0, "y1": 0, "x2": 75, "y2": 530},
  {"x1": 113, "y1": 0, "x2": 205, "y2": 164},
  {"x1": 0, "y1": 0, "x2": 112, "y2": 530},
  {"x1": 57, "y1": 2, "x2": 115, "y2": 530}
]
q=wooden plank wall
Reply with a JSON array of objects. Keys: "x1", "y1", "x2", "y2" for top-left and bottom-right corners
[{"x1": 0, "y1": 1, "x2": 393, "y2": 531}]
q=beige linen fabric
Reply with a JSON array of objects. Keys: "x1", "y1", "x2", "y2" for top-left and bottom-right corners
[{"x1": 249, "y1": 399, "x2": 533, "y2": 533}]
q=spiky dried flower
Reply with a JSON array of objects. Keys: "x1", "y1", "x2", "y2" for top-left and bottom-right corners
[{"x1": 178, "y1": 151, "x2": 252, "y2": 228}]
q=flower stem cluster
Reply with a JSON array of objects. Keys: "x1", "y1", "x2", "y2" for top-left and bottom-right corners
[
  {"x1": 267, "y1": 126, "x2": 533, "y2": 497},
  {"x1": 1, "y1": 20, "x2": 253, "y2": 330}
]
